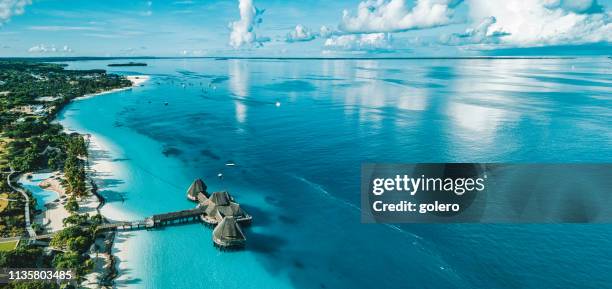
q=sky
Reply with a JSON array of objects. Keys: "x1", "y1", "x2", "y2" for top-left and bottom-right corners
[{"x1": 0, "y1": 0, "x2": 610, "y2": 57}]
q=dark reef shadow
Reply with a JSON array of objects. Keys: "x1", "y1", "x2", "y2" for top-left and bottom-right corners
[
  {"x1": 162, "y1": 146, "x2": 183, "y2": 157},
  {"x1": 246, "y1": 230, "x2": 287, "y2": 254},
  {"x1": 240, "y1": 204, "x2": 271, "y2": 227},
  {"x1": 200, "y1": 149, "x2": 221, "y2": 160}
]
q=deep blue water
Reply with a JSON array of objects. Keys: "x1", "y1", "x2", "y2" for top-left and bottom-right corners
[{"x1": 58, "y1": 58, "x2": 612, "y2": 288}]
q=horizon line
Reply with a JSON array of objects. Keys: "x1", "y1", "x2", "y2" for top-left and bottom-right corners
[{"x1": 0, "y1": 56, "x2": 589, "y2": 61}]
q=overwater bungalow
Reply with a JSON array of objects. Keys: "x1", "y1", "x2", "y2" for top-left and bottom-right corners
[
  {"x1": 199, "y1": 191, "x2": 251, "y2": 225},
  {"x1": 200, "y1": 201, "x2": 252, "y2": 226},
  {"x1": 207, "y1": 191, "x2": 233, "y2": 205},
  {"x1": 196, "y1": 192, "x2": 208, "y2": 203},
  {"x1": 186, "y1": 179, "x2": 208, "y2": 201},
  {"x1": 212, "y1": 216, "x2": 246, "y2": 249}
]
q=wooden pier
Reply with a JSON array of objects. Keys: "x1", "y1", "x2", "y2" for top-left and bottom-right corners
[
  {"x1": 23, "y1": 179, "x2": 251, "y2": 251},
  {"x1": 16, "y1": 206, "x2": 210, "y2": 245},
  {"x1": 96, "y1": 206, "x2": 208, "y2": 231}
]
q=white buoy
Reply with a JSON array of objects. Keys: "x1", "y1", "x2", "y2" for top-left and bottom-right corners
[{"x1": 275, "y1": 101, "x2": 281, "y2": 107}]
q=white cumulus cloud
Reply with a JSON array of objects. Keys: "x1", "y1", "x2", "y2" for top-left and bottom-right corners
[
  {"x1": 466, "y1": 0, "x2": 611, "y2": 47},
  {"x1": 543, "y1": 0, "x2": 603, "y2": 14},
  {"x1": 440, "y1": 16, "x2": 510, "y2": 45},
  {"x1": 0, "y1": 0, "x2": 31, "y2": 25},
  {"x1": 324, "y1": 33, "x2": 393, "y2": 51},
  {"x1": 285, "y1": 25, "x2": 316, "y2": 42},
  {"x1": 229, "y1": 0, "x2": 268, "y2": 48},
  {"x1": 320, "y1": 25, "x2": 334, "y2": 38},
  {"x1": 28, "y1": 44, "x2": 73, "y2": 53},
  {"x1": 339, "y1": 0, "x2": 462, "y2": 33}
]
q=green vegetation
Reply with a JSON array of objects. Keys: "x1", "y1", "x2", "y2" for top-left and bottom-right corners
[
  {"x1": 64, "y1": 198, "x2": 79, "y2": 213},
  {"x1": 0, "y1": 61, "x2": 130, "y2": 173},
  {"x1": 0, "y1": 61, "x2": 128, "y2": 235},
  {"x1": 0, "y1": 246, "x2": 46, "y2": 268},
  {"x1": 0, "y1": 137, "x2": 11, "y2": 169},
  {"x1": 0, "y1": 246, "x2": 66, "y2": 289},
  {"x1": 0, "y1": 239, "x2": 18, "y2": 251},
  {"x1": 0, "y1": 61, "x2": 131, "y2": 287},
  {"x1": 50, "y1": 226, "x2": 90, "y2": 252},
  {"x1": 0, "y1": 192, "x2": 9, "y2": 212},
  {"x1": 63, "y1": 136, "x2": 87, "y2": 197},
  {"x1": 0, "y1": 191, "x2": 25, "y2": 237},
  {"x1": 108, "y1": 62, "x2": 147, "y2": 67},
  {"x1": 50, "y1": 213, "x2": 104, "y2": 279},
  {"x1": 5, "y1": 281, "x2": 61, "y2": 289}
]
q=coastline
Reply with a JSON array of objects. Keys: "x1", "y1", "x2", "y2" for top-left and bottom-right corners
[
  {"x1": 76, "y1": 75, "x2": 149, "y2": 101},
  {"x1": 4, "y1": 56, "x2": 608, "y2": 289},
  {"x1": 37, "y1": 74, "x2": 149, "y2": 288},
  {"x1": 36, "y1": 173, "x2": 70, "y2": 232},
  {"x1": 75, "y1": 75, "x2": 149, "y2": 288}
]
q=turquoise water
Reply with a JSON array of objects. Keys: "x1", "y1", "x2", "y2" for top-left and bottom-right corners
[
  {"x1": 19, "y1": 173, "x2": 57, "y2": 210},
  {"x1": 58, "y1": 58, "x2": 612, "y2": 289}
]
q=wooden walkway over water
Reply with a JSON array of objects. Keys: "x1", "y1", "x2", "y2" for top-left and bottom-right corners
[
  {"x1": 98, "y1": 206, "x2": 208, "y2": 231},
  {"x1": 3, "y1": 206, "x2": 210, "y2": 244},
  {"x1": 0, "y1": 176, "x2": 250, "y2": 250}
]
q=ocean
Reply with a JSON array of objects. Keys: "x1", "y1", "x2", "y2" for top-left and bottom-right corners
[{"x1": 56, "y1": 58, "x2": 612, "y2": 288}]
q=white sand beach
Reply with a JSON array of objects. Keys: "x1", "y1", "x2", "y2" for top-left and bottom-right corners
[
  {"x1": 37, "y1": 172, "x2": 100, "y2": 230},
  {"x1": 84, "y1": 133, "x2": 136, "y2": 222},
  {"x1": 56, "y1": 73, "x2": 150, "y2": 287},
  {"x1": 77, "y1": 75, "x2": 150, "y2": 101},
  {"x1": 41, "y1": 74, "x2": 148, "y2": 230},
  {"x1": 126, "y1": 75, "x2": 149, "y2": 86},
  {"x1": 82, "y1": 234, "x2": 114, "y2": 288},
  {"x1": 37, "y1": 173, "x2": 70, "y2": 232}
]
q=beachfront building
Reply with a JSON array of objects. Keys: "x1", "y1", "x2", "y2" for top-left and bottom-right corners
[
  {"x1": 186, "y1": 179, "x2": 208, "y2": 201},
  {"x1": 10, "y1": 104, "x2": 46, "y2": 116},
  {"x1": 212, "y1": 216, "x2": 246, "y2": 249}
]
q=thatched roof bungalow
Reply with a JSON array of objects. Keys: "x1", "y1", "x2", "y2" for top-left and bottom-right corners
[
  {"x1": 212, "y1": 216, "x2": 246, "y2": 249},
  {"x1": 186, "y1": 179, "x2": 208, "y2": 201},
  {"x1": 196, "y1": 192, "x2": 208, "y2": 203},
  {"x1": 207, "y1": 191, "x2": 233, "y2": 206},
  {"x1": 200, "y1": 201, "x2": 252, "y2": 226}
]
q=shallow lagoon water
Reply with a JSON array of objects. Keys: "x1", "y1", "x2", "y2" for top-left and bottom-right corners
[{"x1": 58, "y1": 58, "x2": 612, "y2": 288}]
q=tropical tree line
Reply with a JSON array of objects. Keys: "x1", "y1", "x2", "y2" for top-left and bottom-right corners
[
  {"x1": 0, "y1": 61, "x2": 131, "y2": 287},
  {"x1": 63, "y1": 136, "x2": 88, "y2": 198}
]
